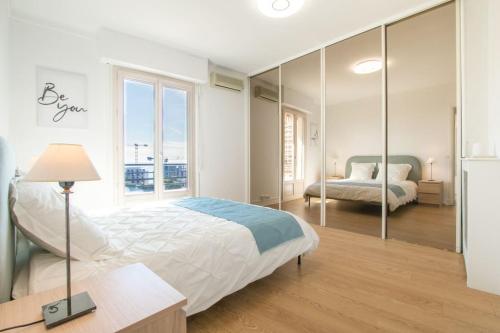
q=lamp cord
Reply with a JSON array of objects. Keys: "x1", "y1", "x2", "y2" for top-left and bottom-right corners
[{"x1": 0, "y1": 319, "x2": 44, "y2": 332}]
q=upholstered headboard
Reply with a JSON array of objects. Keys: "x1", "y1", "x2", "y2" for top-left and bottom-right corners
[
  {"x1": 345, "y1": 155, "x2": 422, "y2": 183},
  {"x1": 0, "y1": 137, "x2": 16, "y2": 302}
]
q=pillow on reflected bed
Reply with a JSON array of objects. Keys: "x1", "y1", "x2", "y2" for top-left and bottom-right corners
[
  {"x1": 11, "y1": 181, "x2": 113, "y2": 261},
  {"x1": 376, "y1": 163, "x2": 412, "y2": 182},
  {"x1": 349, "y1": 163, "x2": 376, "y2": 180}
]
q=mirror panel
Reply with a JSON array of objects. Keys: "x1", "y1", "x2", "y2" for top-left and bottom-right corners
[
  {"x1": 324, "y1": 28, "x2": 383, "y2": 235},
  {"x1": 280, "y1": 51, "x2": 321, "y2": 225},
  {"x1": 250, "y1": 68, "x2": 280, "y2": 208},
  {"x1": 386, "y1": 2, "x2": 456, "y2": 250}
]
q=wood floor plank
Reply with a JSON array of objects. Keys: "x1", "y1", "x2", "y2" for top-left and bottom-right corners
[{"x1": 188, "y1": 225, "x2": 500, "y2": 333}]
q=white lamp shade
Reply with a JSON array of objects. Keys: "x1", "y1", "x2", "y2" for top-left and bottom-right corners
[
  {"x1": 25, "y1": 144, "x2": 100, "y2": 182},
  {"x1": 426, "y1": 157, "x2": 435, "y2": 164}
]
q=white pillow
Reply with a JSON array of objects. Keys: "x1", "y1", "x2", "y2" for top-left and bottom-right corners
[
  {"x1": 349, "y1": 163, "x2": 376, "y2": 181},
  {"x1": 12, "y1": 181, "x2": 112, "y2": 261},
  {"x1": 376, "y1": 163, "x2": 412, "y2": 182}
]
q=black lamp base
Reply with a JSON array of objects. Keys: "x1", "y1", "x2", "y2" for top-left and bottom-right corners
[{"x1": 42, "y1": 292, "x2": 96, "y2": 329}]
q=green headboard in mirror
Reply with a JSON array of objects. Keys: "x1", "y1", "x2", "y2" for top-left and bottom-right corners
[{"x1": 345, "y1": 155, "x2": 422, "y2": 183}]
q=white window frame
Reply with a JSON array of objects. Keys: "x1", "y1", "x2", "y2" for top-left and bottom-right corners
[{"x1": 114, "y1": 67, "x2": 196, "y2": 204}]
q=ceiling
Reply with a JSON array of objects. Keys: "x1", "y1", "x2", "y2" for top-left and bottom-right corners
[
  {"x1": 9, "y1": 0, "x2": 446, "y2": 74},
  {"x1": 254, "y1": 1, "x2": 455, "y2": 105}
]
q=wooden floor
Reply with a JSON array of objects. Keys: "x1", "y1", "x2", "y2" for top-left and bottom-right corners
[
  {"x1": 278, "y1": 198, "x2": 456, "y2": 251},
  {"x1": 188, "y1": 225, "x2": 500, "y2": 333}
]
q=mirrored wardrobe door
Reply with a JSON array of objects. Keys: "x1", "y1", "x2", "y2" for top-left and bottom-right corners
[
  {"x1": 250, "y1": 68, "x2": 280, "y2": 208},
  {"x1": 280, "y1": 51, "x2": 321, "y2": 225},
  {"x1": 324, "y1": 28, "x2": 383, "y2": 235},
  {"x1": 386, "y1": 2, "x2": 457, "y2": 250}
]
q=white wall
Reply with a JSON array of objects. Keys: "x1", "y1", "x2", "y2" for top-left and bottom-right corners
[
  {"x1": 8, "y1": 18, "x2": 247, "y2": 209},
  {"x1": 197, "y1": 64, "x2": 247, "y2": 202},
  {"x1": 326, "y1": 83, "x2": 456, "y2": 204},
  {"x1": 97, "y1": 29, "x2": 208, "y2": 83},
  {"x1": 487, "y1": 0, "x2": 500, "y2": 156},
  {"x1": 326, "y1": 95, "x2": 381, "y2": 176},
  {"x1": 9, "y1": 19, "x2": 114, "y2": 209},
  {"x1": 462, "y1": 0, "x2": 500, "y2": 296},
  {"x1": 0, "y1": 0, "x2": 9, "y2": 137},
  {"x1": 463, "y1": 0, "x2": 500, "y2": 157}
]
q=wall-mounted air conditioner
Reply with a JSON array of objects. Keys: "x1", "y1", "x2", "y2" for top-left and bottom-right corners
[
  {"x1": 254, "y1": 85, "x2": 279, "y2": 102},
  {"x1": 210, "y1": 72, "x2": 244, "y2": 92}
]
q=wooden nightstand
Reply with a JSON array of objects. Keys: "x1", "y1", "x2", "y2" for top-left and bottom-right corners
[
  {"x1": 418, "y1": 180, "x2": 443, "y2": 206},
  {"x1": 0, "y1": 263, "x2": 187, "y2": 332},
  {"x1": 327, "y1": 176, "x2": 344, "y2": 181}
]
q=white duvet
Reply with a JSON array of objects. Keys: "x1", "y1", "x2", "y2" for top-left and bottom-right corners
[
  {"x1": 21, "y1": 202, "x2": 319, "y2": 315},
  {"x1": 305, "y1": 179, "x2": 418, "y2": 211}
]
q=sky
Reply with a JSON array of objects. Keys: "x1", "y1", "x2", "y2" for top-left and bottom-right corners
[{"x1": 124, "y1": 80, "x2": 187, "y2": 164}]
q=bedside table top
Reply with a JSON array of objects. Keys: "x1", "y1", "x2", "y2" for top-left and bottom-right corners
[
  {"x1": 419, "y1": 180, "x2": 443, "y2": 184},
  {"x1": 0, "y1": 263, "x2": 186, "y2": 332}
]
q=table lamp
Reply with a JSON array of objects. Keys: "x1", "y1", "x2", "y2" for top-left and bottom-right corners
[
  {"x1": 331, "y1": 153, "x2": 338, "y2": 177},
  {"x1": 25, "y1": 144, "x2": 100, "y2": 328},
  {"x1": 426, "y1": 157, "x2": 435, "y2": 181}
]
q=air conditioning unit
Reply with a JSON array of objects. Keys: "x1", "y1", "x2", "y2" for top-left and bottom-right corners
[
  {"x1": 210, "y1": 72, "x2": 244, "y2": 92},
  {"x1": 254, "y1": 85, "x2": 279, "y2": 102}
]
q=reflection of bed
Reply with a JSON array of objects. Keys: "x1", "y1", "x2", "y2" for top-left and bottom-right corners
[{"x1": 304, "y1": 156, "x2": 421, "y2": 212}]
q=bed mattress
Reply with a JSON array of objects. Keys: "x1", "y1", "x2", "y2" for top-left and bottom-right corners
[
  {"x1": 19, "y1": 202, "x2": 319, "y2": 315},
  {"x1": 304, "y1": 179, "x2": 418, "y2": 211}
]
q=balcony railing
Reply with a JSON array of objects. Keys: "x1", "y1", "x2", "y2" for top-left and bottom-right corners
[{"x1": 125, "y1": 163, "x2": 187, "y2": 192}]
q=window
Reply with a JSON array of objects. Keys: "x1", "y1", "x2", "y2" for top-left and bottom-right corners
[
  {"x1": 282, "y1": 109, "x2": 305, "y2": 182},
  {"x1": 283, "y1": 112, "x2": 295, "y2": 181},
  {"x1": 116, "y1": 68, "x2": 195, "y2": 201}
]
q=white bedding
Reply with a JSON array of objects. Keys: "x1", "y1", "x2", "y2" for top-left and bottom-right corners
[
  {"x1": 305, "y1": 179, "x2": 418, "y2": 211},
  {"x1": 21, "y1": 202, "x2": 319, "y2": 315}
]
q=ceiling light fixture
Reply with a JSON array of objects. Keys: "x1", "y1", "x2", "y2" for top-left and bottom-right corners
[
  {"x1": 353, "y1": 59, "x2": 382, "y2": 74},
  {"x1": 258, "y1": 0, "x2": 304, "y2": 18}
]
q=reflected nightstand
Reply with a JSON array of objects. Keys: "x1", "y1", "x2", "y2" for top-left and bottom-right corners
[{"x1": 418, "y1": 180, "x2": 443, "y2": 206}]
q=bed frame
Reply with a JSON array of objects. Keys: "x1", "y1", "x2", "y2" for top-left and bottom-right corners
[
  {"x1": 0, "y1": 136, "x2": 16, "y2": 302},
  {"x1": 305, "y1": 155, "x2": 422, "y2": 208},
  {"x1": 0, "y1": 137, "x2": 32, "y2": 303}
]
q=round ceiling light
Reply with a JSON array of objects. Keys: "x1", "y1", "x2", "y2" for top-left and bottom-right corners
[
  {"x1": 258, "y1": 0, "x2": 304, "y2": 18},
  {"x1": 353, "y1": 59, "x2": 382, "y2": 74}
]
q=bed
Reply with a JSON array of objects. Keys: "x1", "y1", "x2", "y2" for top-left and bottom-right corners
[
  {"x1": 304, "y1": 155, "x2": 421, "y2": 212},
  {"x1": 0, "y1": 137, "x2": 319, "y2": 316}
]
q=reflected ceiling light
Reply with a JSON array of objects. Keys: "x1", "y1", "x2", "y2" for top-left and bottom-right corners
[
  {"x1": 353, "y1": 59, "x2": 382, "y2": 74},
  {"x1": 258, "y1": 0, "x2": 304, "y2": 18}
]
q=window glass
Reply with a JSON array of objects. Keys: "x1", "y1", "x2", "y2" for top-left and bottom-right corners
[
  {"x1": 163, "y1": 87, "x2": 188, "y2": 191},
  {"x1": 123, "y1": 80, "x2": 155, "y2": 193}
]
